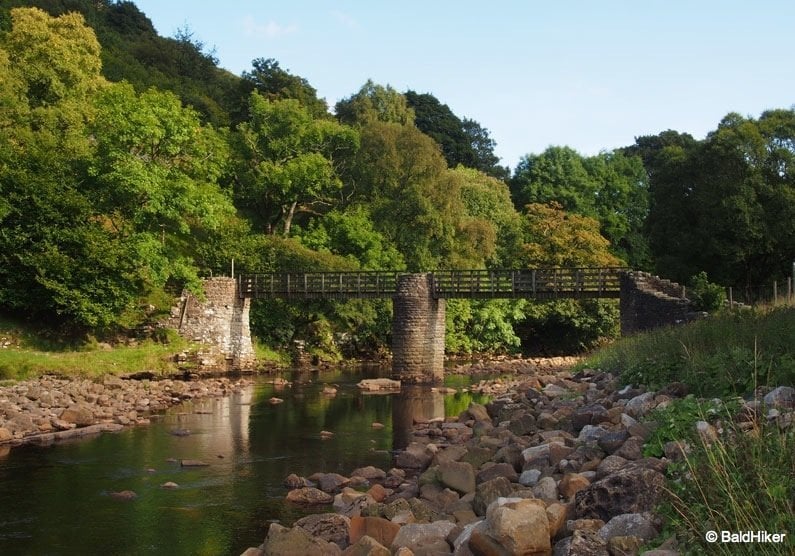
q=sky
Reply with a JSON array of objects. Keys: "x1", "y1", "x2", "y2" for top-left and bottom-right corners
[{"x1": 132, "y1": 1, "x2": 794, "y2": 168}]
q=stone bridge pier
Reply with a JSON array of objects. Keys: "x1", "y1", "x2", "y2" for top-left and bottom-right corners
[{"x1": 391, "y1": 274, "x2": 446, "y2": 384}]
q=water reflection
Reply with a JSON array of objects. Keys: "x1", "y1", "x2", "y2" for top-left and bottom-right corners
[
  {"x1": 392, "y1": 386, "x2": 445, "y2": 449},
  {"x1": 0, "y1": 366, "x2": 492, "y2": 555}
]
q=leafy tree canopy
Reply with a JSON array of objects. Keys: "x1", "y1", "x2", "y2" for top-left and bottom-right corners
[{"x1": 335, "y1": 80, "x2": 415, "y2": 127}]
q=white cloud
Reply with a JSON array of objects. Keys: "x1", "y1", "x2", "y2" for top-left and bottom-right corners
[
  {"x1": 242, "y1": 16, "x2": 298, "y2": 39},
  {"x1": 331, "y1": 10, "x2": 357, "y2": 29}
]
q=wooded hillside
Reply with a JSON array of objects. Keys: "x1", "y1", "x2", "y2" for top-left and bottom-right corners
[{"x1": 1, "y1": 2, "x2": 793, "y2": 357}]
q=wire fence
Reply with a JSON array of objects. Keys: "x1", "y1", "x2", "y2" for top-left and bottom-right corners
[{"x1": 727, "y1": 278, "x2": 795, "y2": 307}]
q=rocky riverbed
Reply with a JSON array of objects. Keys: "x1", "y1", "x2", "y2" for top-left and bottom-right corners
[
  {"x1": 0, "y1": 374, "x2": 253, "y2": 448},
  {"x1": 243, "y1": 369, "x2": 794, "y2": 556}
]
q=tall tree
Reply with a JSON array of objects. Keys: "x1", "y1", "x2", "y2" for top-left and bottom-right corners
[
  {"x1": 240, "y1": 57, "x2": 328, "y2": 119},
  {"x1": 234, "y1": 93, "x2": 359, "y2": 236},
  {"x1": 405, "y1": 90, "x2": 508, "y2": 179},
  {"x1": 335, "y1": 80, "x2": 415, "y2": 127}
]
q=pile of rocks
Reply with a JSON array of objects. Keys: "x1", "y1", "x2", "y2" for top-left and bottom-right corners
[
  {"x1": 448, "y1": 356, "x2": 580, "y2": 376},
  {"x1": 242, "y1": 372, "x2": 794, "y2": 556},
  {"x1": 0, "y1": 375, "x2": 253, "y2": 446}
]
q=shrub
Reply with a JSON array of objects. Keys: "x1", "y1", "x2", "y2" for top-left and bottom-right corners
[{"x1": 687, "y1": 271, "x2": 726, "y2": 312}]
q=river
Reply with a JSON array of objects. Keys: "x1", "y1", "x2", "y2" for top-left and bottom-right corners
[{"x1": 0, "y1": 365, "x2": 490, "y2": 555}]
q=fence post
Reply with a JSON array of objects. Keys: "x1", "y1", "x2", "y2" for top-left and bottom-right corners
[
  {"x1": 788, "y1": 277, "x2": 792, "y2": 304},
  {"x1": 774, "y1": 280, "x2": 778, "y2": 304},
  {"x1": 728, "y1": 286, "x2": 733, "y2": 309}
]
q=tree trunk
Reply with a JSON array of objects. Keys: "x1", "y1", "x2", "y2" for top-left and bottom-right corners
[{"x1": 283, "y1": 201, "x2": 298, "y2": 236}]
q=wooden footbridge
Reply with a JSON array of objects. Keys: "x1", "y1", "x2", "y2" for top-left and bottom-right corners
[
  {"x1": 238, "y1": 268, "x2": 626, "y2": 300},
  {"x1": 181, "y1": 268, "x2": 688, "y2": 383}
]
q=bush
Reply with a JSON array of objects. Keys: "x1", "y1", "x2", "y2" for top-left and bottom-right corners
[{"x1": 687, "y1": 271, "x2": 726, "y2": 312}]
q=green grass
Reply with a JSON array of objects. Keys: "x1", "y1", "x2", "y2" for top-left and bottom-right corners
[
  {"x1": 0, "y1": 338, "x2": 190, "y2": 380},
  {"x1": 579, "y1": 306, "x2": 795, "y2": 397},
  {"x1": 580, "y1": 308, "x2": 795, "y2": 554},
  {"x1": 0, "y1": 315, "x2": 193, "y2": 380},
  {"x1": 654, "y1": 403, "x2": 794, "y2": 555},
  {"x1": 253, "y1": 339, "x2": 291, "y2": 367}
]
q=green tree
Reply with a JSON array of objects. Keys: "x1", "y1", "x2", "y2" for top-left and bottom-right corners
[
  {"x1": 335, "y1": 80, "x2": 415, "y2": 127},
  {"x1": 235, "y1": 93, "x2": 359, "y2": 236},
  {"x1": 640, "y1": 111, "x2": 795, "y2": 286},
  {"x1": 88, "y1": 82, "x2": 235, "y2": 288},
  {"x1": 345, "y1": 121, "x2": 485, "y2": 270},
  {"x1": 514, "y1": 202, "x2": 623, "y2": 354},
  {"x1": 240, "y1": 58, "x2": 328, "y2": 119},
  {"x1": 300, "y1": 206, "x2": 406, "y2": 270},
  {"x1": 405, "y1": 90, "x2": 508, "y2": 179},
  {"x1": 447, "y1": 166, "x2": 523, "y2": 267}
]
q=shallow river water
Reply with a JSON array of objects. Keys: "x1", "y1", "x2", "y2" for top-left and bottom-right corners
[{"x1": 0, "y1": 366, "x2": 489, "y2": 555}]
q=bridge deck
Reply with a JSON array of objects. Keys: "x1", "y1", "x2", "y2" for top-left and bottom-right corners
[{"x1": 238, "y1": 268, "x2": 625, "y2": 300}]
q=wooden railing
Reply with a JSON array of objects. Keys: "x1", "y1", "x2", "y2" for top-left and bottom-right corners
[
  {"x1": 430, "y1": 268, "x2": 625, "y2": 299},
  {"x1": 239, "y1": 268, "x2": 626, "y2": 300},
  {"x1": 238, "y1": 271, "x2": 402, "y2": 300}
]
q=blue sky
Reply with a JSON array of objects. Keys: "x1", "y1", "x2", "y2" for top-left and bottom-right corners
[{"x1": 133, "y1": 1, "x2": 794, "y2": 168}]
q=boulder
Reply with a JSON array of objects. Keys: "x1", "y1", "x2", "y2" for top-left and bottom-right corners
[
  {"x1": 0, "y1": 427, "x2": 12, "y2": 443},
  {"x1": 575, "y1": 466, "x2": 666, "y2": 521},
  {"x1": 391, "y1": 521, "x2": 456, "y2": 554},
  {"x1": 606, "y1": 535, "x2": 642, "y2": 556},
  {"x1": 476, "y1": 463, "x2": 518, "y2": 484},
  {"x1": 518, "y1": 469, "x2": 542, "y2": 487},
  {"x1": 553, "y1": 529, "x2": 608, "y2": 555},
  {"x1": 624, "y1": 392, "x2": 656, "y2": 418},
  {"x1": 341, "y1": 535, "x2": 389, "y2": 556},
  {"x1": 261, "y1": 523, "x2": 341, "y2": 556},
  {"x1": 473, "y1": 477, "x2": 514, "y2": 516},
  {"x1": 295, "y1": 513, "x2": 351, "y2": 549},
  {"x1": 357, "y1": 379, "x2": 401, "y2": 391},
  {"x1": 59, "y1": 404, "x2": 95, "y2": 427},
  {"x1": 597, "y1": 430, "x2": 629, "y2": 454},
  {"x1": 396, "y1": 442, "x2": 435, "y2": 470},
  {"x1": 318, "y1": 473, "x2": 350, "y2": 493},
  {"x1": 350, "y1": 466, "x2": 387, "y2": 480},
  {"x1": 597, "y1": 512, "x2": 659, "y2": 542},
  {"x1": 763, "y1": 386, "x2": 795, "y2": 408},
  {"x1": 573, "y1": 404, "x2": 609, "y2": 432},
  {"x1": 349, "y1": 516, "x2": 400, "y2": 548},
  {"x1": 532, "y1": 476, "x2": 559, "y2": 501},
  {"x1": 462, "y1": 402, "x2": 491, "y2": 423},
  {"x1": 286, "y1": 487, "x2": 333, "y2": 505},
  {"x1": 558, "y1": 473, "x2": 590, "y2": 499},
  {"x1": 438, "y1": 460, "x2": 476, "y2": 494},
  {"x1": 484, "y1": 498, "x2": 550, "y2": 555}
]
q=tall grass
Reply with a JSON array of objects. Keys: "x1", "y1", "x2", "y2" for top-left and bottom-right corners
[
  {"x1": 659, "y1": 411, "x2": 794, "y2": 555},
  {"x1": 0, "y1": 317, "x2": 189, "y2": 380},
  {"x1": 581, "y1": 306, "x2": 795, "y2": 397}
]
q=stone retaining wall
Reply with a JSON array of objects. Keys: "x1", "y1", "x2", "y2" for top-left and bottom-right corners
[
  {"x1": 619, "y1": 271, "x2": 692, "y2": 335},
  {"x1": 163, "y1": 277, "x2": 255, "y2": 370}
]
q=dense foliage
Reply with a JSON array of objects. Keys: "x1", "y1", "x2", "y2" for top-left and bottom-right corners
[{"x1": 1, "y1": 2, "x2": 794, "y2": 359}]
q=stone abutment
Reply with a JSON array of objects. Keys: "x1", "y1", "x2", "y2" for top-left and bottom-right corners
[{"x1": 164, "y1": 277, "x2": 255, "y2": 370}]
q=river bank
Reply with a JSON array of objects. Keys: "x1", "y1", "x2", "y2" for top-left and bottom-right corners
[
  {"x1": 0, "y1": 354, "x2": 575, "y2": 451},
  {"x1": 243, "y1": 367, "x2": 795, "y2": 556},
  {"x1": 0, "y1": 374, "x2": 253, "y2": 449}
]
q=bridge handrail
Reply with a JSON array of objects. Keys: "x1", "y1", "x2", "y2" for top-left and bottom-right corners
[{"x1": 238, "y1": 267, "x2": 627, "y2": 300}]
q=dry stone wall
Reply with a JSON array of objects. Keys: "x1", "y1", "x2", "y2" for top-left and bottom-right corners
[
  {"x1": 619, "y1": 271, "x2": 692, "y2": 335},
  {"x1": 391, "y1": 274, "x2": 445, "y2": 383},
  {"x1": 163, "y1": 277, "x2": 255, "y2": 370}
]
